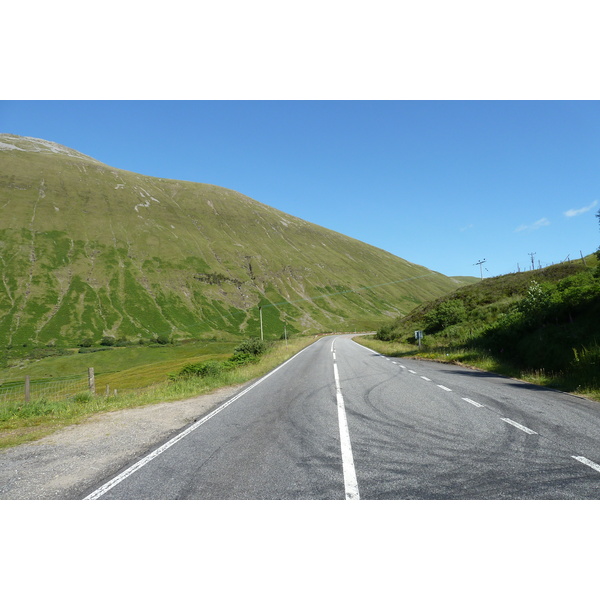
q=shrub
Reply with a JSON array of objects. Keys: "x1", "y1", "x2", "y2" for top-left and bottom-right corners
[
  {"x1": 154, "y1": 335, "x2": 171, "y2": 345},
  {"x1": 100, "y1": 336, "x2": 116, "y2": 347},
  {"x1": 172, "y1": 360, "x2": 224, "y2": 380},
  {"x1": 226, "y1": 352, "x2": 258, "y2": 367},
  {"x1": 79, "y1": 338, "x2": 93, "y2": 348},
  {"x1": 375, "y1": 323, "x2": 397, "y2": 341},
  {"x1": 424, "y1": 299, "x2": 467, "y2": 333},
  {"x1": 234, "y1": 338, "x2": 269, "y2": 356}
]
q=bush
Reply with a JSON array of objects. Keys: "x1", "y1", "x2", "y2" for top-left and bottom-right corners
[
  {"x1": 79, "y1": 338, "x2": 93, "y2": 348},
  {"x1": 226, "y1": 352, "x2": 258, "y2": 367},
  {"x1": 154, "y1": 335, "x2": 171, "y2": 345},
  {"x1": 100, "y1": 336, "x2": 116, "y2": 347},
  {"x1": 172, "y1": 360, "x2": 225, "y2": 380},
  {"x1": 424, "y1": 299, "x2": 467, "y2": 333},
  {"x1": 375, "y1": 323, "x2": 397, "y2": 341},
  {"x1": 234, "y1": 338, "x2": 269, "y2": 356}
]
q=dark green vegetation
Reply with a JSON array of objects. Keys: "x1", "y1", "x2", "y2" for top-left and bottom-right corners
[
  {"x1": 368, "y1": 254, "x2": 600, "y2": 399},
  {"x1": 0, "y1": 134, "x2": 465, "y2": 351}
]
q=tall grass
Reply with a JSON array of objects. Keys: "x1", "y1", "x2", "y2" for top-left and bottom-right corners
[{"x1": 0, "y1": 336, "x2": 317, "y2": 449}]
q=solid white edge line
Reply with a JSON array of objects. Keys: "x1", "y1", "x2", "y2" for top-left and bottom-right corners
[
  {"x1": 572, "y1": 456, "x2": 600, "y2": 473},
  {"x1": 83, "y1": 343, "x2": 315, "y2": 500},
  {"x1": 501, "y1": 418, "x2": 538, "y2": 435},
  {"x1": 333, "y1": 361, "x2": 360, "y2": 500}
]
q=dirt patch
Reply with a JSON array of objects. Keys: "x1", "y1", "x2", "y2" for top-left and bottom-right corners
[{"x1": 0, "y1": 383, "x2": 244, "y2": 500}]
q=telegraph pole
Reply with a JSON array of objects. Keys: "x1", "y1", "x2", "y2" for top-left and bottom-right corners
[
  {"x1": 474, "y1": 259, "x2": 487, "y2": 280},
  {"x1": 529, "y1": 252, "x2": 536, "y2": 270},
  {"x1": 259, "y1": 306, "x2": 264, "y2": 341}
]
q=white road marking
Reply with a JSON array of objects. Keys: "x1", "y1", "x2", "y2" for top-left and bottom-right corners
[
  {"x1": 420, "y1": 376, "x2": 431, "y2": 381},
  {"x1": 462, "y1": 397, "x2": 484, "y2": 408},
  {"x1": 437, "y1": 385, "x2": 452, "y2": 392},
  {"x1": 83, "y1": 343, "x2": 315, "y2": 500},
  {"x1": 501, "y1": 418, "x2": 538, "y2": 435},
  {"x1": 399, "y1": 365, "x2": 406, "y2": 369},
  {"x1": 333, "y1": 362, "x2": 360, "y2": 500},
  {"x1": 408, "y1": 369, "x2": 417, "y2": 374},
  {"x1": 572, "y1": 456, "x2": 600, "y2": 473}
]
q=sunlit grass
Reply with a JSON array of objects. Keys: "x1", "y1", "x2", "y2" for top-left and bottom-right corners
[{"x1": 0, "y1": 336, "x2": 318, "y2": 449}]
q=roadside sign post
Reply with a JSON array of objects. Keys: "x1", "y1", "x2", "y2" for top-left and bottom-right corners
[{"x1": 415, "y1": 330, "x2": 423, "y2": 349}]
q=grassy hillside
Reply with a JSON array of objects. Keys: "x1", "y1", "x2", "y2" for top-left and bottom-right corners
[
  {"x1": 0, "y1": 134, "x2": 463, "y2": 351},
  {"x1": 364, "y1": 255, "x2": 600, "y2": 398}
]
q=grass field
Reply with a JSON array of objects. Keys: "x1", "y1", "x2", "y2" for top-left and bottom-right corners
[
  {"x1": 0, "y1": 336, "x2": 318, "y2": 449},
  {"x1": 0, "y1": 340, "x2": 238, "y2": 393}
]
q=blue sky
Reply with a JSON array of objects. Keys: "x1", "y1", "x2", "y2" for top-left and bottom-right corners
[{"x1": 2, "y1": 100, "x2": 598, "y2": 278}]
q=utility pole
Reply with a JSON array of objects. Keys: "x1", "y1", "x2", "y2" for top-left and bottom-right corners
[
  {"x1": 259, "y1": 306, "x2": 264, "y2": 341},
  {"x1": 474, "y1": 259, "x2": 487, "y2": 280},
  {"x1": 529, "y1": 252, "x2": 536, "y2": 270}
]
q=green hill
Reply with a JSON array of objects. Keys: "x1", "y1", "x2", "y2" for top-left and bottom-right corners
[
  {"x1": 0, "y1": 134, "x2": 464, "y2": 348},
  {"x1": 369, "y1": 256, "x2": 600, "y2": 397}
]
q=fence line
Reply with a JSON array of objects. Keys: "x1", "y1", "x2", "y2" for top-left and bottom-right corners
[{"x1": 0, "y1": 372, "x2": 91, "y2": 403}]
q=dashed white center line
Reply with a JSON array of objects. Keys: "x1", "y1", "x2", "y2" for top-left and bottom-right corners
[
  {"x1": 501, "y1": 418, "x2": 537, "y2": 435},
  {"x1": 368, "y1": 346, "x2": 600, "y2": 482},
  {"x1": 572, "y1": 456, "x2": 600, "y2": 473},
  {"x1": 462, "y1": 397, "x2": 484, "y2": 408}
]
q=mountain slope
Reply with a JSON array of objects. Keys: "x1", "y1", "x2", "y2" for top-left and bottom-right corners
[{"x1": 0, "y1": 134, "x2": 463, "y2": 346}]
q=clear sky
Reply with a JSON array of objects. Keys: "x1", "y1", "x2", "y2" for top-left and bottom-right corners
[{"x1": 2, "y1": 100, "x2": 598, "y2": 278}]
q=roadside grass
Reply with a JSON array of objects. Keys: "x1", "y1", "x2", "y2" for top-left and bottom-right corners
[
  {"x1": 355, "y1": 336, "x2": 600, "y2": 402},
  {"x1": 0, "y1": 336, "x2": 317, "y2": 449}
]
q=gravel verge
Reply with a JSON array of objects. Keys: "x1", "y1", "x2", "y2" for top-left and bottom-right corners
[{"x1": 0, "y1": 383, "x2": 245, "y2": 500}]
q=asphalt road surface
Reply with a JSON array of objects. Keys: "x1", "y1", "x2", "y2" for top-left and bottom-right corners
[{"x1": 84, "y1": 335, "x2": 600, "y2": 500}]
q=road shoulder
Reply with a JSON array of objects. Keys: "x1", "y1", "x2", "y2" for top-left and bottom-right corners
[{"x1": 0, "y1": 383, "x2": 245, "y2": 500}]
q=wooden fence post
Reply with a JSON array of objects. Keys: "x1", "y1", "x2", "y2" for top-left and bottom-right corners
[
  {"x1": 25, "y1": 375, "x2": 30, "y2": 403},
  {"x1": 88, "y1": 367, "x2": 95, "y2": 395}
]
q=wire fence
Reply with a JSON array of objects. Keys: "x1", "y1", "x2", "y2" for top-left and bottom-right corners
[{"x1": 0, "y1": 373, "x2": 90, "y2": 403}]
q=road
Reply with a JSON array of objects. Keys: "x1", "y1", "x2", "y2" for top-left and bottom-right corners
[{"x1": 84, "y1": 335, "x2": 600, "y2": 500}]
